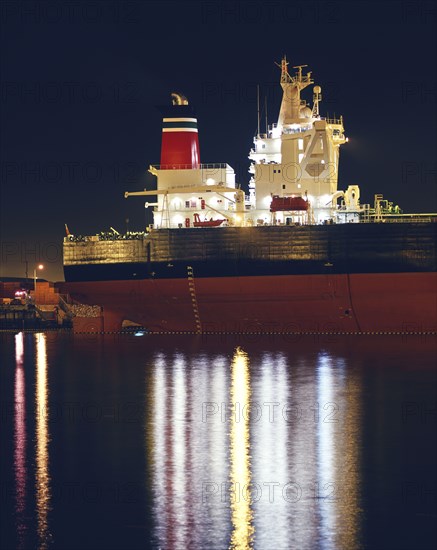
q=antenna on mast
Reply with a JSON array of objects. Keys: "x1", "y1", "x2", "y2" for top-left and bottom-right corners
[
  {"x1": 312, "y1": 85, "x2": 322, "y2": 118},
  {"x1": 257, "y1": 84, "x2": 260, "y2": 137},
  {"x1": 265, "y1": 95, "x2": 268, "y2": 135},
  {"x1": 275, "y1": 55, "x2": 290, "y2": 83}
]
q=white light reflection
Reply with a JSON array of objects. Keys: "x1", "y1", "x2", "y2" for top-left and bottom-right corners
[
  {"x1": 316, "y1": 353, "x2": 338, "y2": 549},
  {"x1": 170, "y1": 354, "x2": 188, "y2": 548},
  {"x1": 151, "y1": 353, "x2": 168, "y2": 545},
  {"x1": 229, "y1": 347, "x2": 254, "y2": 549},
  {"x1": 251, "y1": 352, "x2": 290, "y2": 549},
  {"x1": 253, "y1": 352, "x2": 320, "y2": 548},
  {"x1": 206, "y1": 354, "x2": 228, "y2": 549},
  {"x1": 316, "y1": 352, "x2": 361, "y2": 549},
  {"x1": 35, "y1": 333, "x2": 52, "y2": 549},
  {"x1": 150, "y1": 351, "x2": 229, "y2": 549},
  {"x1": 148, "y1": 346, "x2": 362, "y2": 549},
  {"x1": 14, "y1": 332, "x2": 27, "y2": 549}
]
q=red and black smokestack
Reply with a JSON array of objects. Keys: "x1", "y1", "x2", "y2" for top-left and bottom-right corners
[{"x1": 159, "y1": 93, "x2": 200, "y2": 169}]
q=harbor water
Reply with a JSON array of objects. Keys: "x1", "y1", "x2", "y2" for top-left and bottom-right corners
[{"x1": 0, "y1": 332, "x2": 436, "y2": 550}]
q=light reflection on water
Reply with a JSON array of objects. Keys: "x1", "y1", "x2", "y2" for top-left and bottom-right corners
[
  {"x1": 14, "y1": 333, "x2": 27, "y2": 549},
  {"x1": 316, "y1": 353, "x2": 361, "y2": 549},
  {"x1": 150, "y1": 352, "x2": 231, "y2": 548},
  {"x1": 251, "y1": 352, "x2": 294, "y2": 549},
  {"x1": 4, "y1": 334, "x2": 435, "y2": 549},
  {"x1": 35, "y1": 334, "x2": 52, "y2": 549},
  {"x1": 229, "y1": 348, "x2": 254, "y2": 549},
  {"x1": 317, "y1": 354, "x2": 339, "y2": 549},
  {"x1": 148, "y1": 345, "x2": 363, "y2": 549}
]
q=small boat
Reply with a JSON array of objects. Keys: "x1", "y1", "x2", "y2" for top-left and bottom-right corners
[{"x1": 193, "y1": 213, "x2": 225, "y2": 227}]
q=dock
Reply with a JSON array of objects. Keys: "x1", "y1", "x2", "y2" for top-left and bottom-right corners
[{"x1": 0, "y1": 280, "x2": 102, "y2": 331}]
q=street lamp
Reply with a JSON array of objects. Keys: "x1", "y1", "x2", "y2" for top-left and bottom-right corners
[{"x1": 33, "y1": 264, "x2": 44, "y2": 291}]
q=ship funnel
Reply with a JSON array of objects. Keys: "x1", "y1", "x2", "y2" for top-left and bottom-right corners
[
  {"x1": 171, "y1": 93, "x2": 189, "y2": 105},
  {"x1": 160, "y1": 93, "x2": 200, "y2": 169}
]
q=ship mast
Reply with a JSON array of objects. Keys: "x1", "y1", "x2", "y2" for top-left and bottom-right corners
[{"x1": 276, "y1": 56, "x2": 313, "y2": 127}]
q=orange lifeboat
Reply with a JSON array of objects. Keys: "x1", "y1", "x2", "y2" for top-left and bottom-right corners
[{"x1": 193, "y1": 213, "x2": 225, "y2": 227}]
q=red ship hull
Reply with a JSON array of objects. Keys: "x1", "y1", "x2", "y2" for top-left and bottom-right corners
[{"x1": 57, "y1": 272, "x2": 437, "y2": 333}]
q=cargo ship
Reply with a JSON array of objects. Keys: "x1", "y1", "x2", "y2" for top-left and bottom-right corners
[{"x1": 58, "y1": 57, "x2": 437, "y2": 333}]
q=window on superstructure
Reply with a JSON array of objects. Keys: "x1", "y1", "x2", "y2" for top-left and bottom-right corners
[
  {"x1": 190, "y1": 200, "x2": 197, "y2": 208},
  {"x1": 185, "y1": 201, "x2": 190, "y2": 208}
]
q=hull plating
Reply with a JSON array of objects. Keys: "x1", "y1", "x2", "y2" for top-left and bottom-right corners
[{"x1": 57, "y1": 272, "x2": 437, "y2": 333}]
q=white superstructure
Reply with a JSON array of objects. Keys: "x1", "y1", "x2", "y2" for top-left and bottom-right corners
[
  {"x1": 126, "y1": 57, "x2": 363, "y2": 227},
  {"x1": 249, "y1": 57, "x2": 360, "y2": 225}
]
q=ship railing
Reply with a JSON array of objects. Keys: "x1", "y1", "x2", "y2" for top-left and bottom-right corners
[
  {"x1": 321, "y1": 116, "x2": 343, "y2": 126},
  {"x1": 65, "y1": 232, "x2": 147, "y2": 243},
  {"x1": 368, "y1": 214, "x2": 437, "y2": 223},
  {"x1": 282, "y1": 126, "x2": 309, "y2": 135},
  {"x1": 57, "y1": 295, "x2": 76, "y2": 319},
  {"x1": 150, "y1": 163, "x2": 229, "y2": 171},
  {"x1": 356, "y1": 210, "x2": 437, "y2": 223},
  {"x1": 59, "y1": 293, "x2": 72, "y2": 305}
]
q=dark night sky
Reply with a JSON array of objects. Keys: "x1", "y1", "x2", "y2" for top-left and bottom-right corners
[{"x1": 0, "y1": 0, "x2": 436, "y2": 281}]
